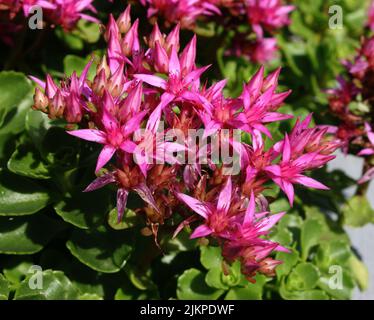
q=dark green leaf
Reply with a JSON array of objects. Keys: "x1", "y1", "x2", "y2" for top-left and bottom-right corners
[
  {"x1": 66, "y1": 227, "x2": 133, "y2": 273},
  {"x1": 177, "y1": 268, "x2": 224, "y2": 300},
  {"x1": 0, "y1": 170, "x2": 50, "y2": 216}
]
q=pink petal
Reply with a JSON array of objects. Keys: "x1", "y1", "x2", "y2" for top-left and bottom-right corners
[
  {"x1": 257, "y1": 212, "x2": 286, "y2": 232},
  {"x1": 83, "y1": 173, "x2": 116, "y2": 192},
  {"x1": 117, "y1": 188, "x2": 129, "y2": 222},
  {"x1": 358, "y1": 167, "x2": 374, "y2": 184},
  {"x1": 358, "y1": 148, "x2": 374, "y2": 156},
  {"x1": 67, "y1": 129, "x2": 106, "y2": 144},
  {"x1": 177, "y1": 193, "x2": 210, "y2": 219},
  {"x1": 190, "y1": 224, "x2": 213, "y2": 239},
  {"x1": 244, "y1": 191, "x2": 256, "y2": 225},
  {"x1": 146, "y1": 92, "x2": 175, "y2": 133},
  {"x1": 217, "y1": 177, "x2": 232, "y2": 214},
  {"x1": 133, "y1": 183, "x2": 159, "y2": 212},
  {"x1": 281, "y1": 180, "x2": 294, "y2": 206},
  {"x1": 95, "y1": 145, "x2": 116, "y2": 173},
  {"x1": 133, "y1": 74, "x2": 167, "y2": 89},
  {"x1": 293, "y1": 175, "x2": 329, "y2": 190},
  {"x1": 282, "y1": 134, "x2": 291, "y2": 162},
  {"x1": 168, "y1": 46, "x2": 181, "y2": 76}
]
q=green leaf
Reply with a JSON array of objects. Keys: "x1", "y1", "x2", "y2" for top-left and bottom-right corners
[
  {"x1": 313, "y1": 240, "x2": 352, "y2": 271},
  {"x1": 300, "y1": 218, "x2": 323, "y2": 260},
  {"x1": 25, "y1": 109, "x2": 51, "y2": 149},
  {"x1": 63, "y1": 55, "x2": 96, "y2": 81},
  {"x1": 317, "y1": 270, "x2": 355, "y2": 300},
  {"x1": 177, "y1": 268, "x2": 224, "y2": 300},
  {"x1": 78, "y1": 293, "x2": 103, "y2": 300},
  {"x1": 0, "y1": 274, "x2": 10, "y2": 300},
  {"x1": 348, "y1": 255, "x2": 369, "y2": 291},
  {"x1": 200, "y1": 246, "x2": 222, "y2": 270},
  {"x1": 341, "y1": 195, "x2": 374, "y2": 227},
  {"x1": 74, "y1": 20, "x2": 101, "y2": 43},
  {"x1": 0, "y1": 71, "x2": 32, "y2": 128},
  {"x1": 14, "y1": 270, "x2": 80, "y2": 300},
  {"x1": 108, "y1": 207, "x2": 139, "y2": 230},
  {"x1": 280, "y1": 285, "x2": 329, "y2": 300},
  {"x1": 0, "y1": 170, "x2": 50, "y2": 216},
  {"x1": 2, "y1": 257, "x2": 33, "y2": 286},
  {"x1": 286, "y1": 262, "x2": 320, "y2": 291},
  {"x1": 205, "y1": 267, "x2": 229, "y2": 290},
  {"x1": 225, "y1": 275, "x2": 267, "y2": 300},
  {"x1": 7, "y1": 142, "x2": 50, "y2": 179},
  {"x1": 54, "y1": 188, "x2": 111, "y2": 229},
  {"x1": 66, "y1": 227, "x2": 133, "y2": 273},
  {"x1": 0, "y1": 215, "x2": 64, "y2": 254},
  {"x1": 276, "y1": 249, "x2": 300, "y2": 278}
]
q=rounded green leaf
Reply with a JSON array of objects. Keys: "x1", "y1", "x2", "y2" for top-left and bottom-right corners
[
  {"x1": 108, "y1": 207, "x2": 139, "y2": 230},
  {"x1": 25, "y1": 109, "x2": 51, "y2": 149},
  {"x1": 0, "y1": 170, "x2": 50, "y2": 216},
  {"x1": 300, "y1": 218, "x2": 323, "y2": 260},
  {"x1": 54, "y1": 189, "x2": 111, "y2": 229},
  {"x1": 0, "y1": 215, "x2": 64, "y2": 254},
  {"x1": 0, "y1": 71, "x2": 32, "y2": 128},
  {"x1": 14, "y1": 270, "x2": 79, "y2": 300},
  {"x1": 286, "y1": 262, "x2": 320, "y2": 291},
  {"x1": 342, "y1": 195, "x2": 374, "y2": 227},
  {"x1": 7, "y1": 142, "x2": 50, "y2": 179},
  {"x1": 63, "y1": 55, "x2": 96, "y2": 81},
  {"x1": 177, "y1": 268, "x2": 224, "y2": 300},
  {"x1": 66, "y1": 228, "x2": 133, "y2": 273},
  {"x1": 205, "y1": 268, "x2": 229, "y2": 290},
  {"x1": 200, "y1": 246, "x2": 222, "y2": 270},
  {"x1": 225, "y1": 274, "x2": 267, "y2": 300},
  {"x1": 276, "y1": 249, "x2": 300, "y2": 278}
]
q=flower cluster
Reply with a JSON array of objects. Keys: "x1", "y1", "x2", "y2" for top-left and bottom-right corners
[
  {"x1": 0, "y1": 0, "x2": 98, "y2": 45},
  {"x1": 32, "y1": 5, "x2": 337, "y2": 281},
  {"x1": 327, "y1": 35, "x2": 374, "y2": 184},
  {"x1": 138, "y1": 0, "x2": 294, "y2": 63}
]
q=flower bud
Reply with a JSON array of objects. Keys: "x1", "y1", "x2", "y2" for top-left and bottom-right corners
[
  {"x1": 49, "y1": 89, "x2": 65, "y2": 119},
  {"x1": 92, "y1": 69, "x2": 107, "y2": 97},
  {"x1": 33, "y1": 87, "x2": 49, "y2": 112},
  {"x1": 117, "y1": 4, "x2": 131, "y2": 34},
  {"x1": 147, "y1": 22, "x2": 164, "y2": 49}
]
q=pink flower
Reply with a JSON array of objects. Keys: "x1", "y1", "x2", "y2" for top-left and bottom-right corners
[
  {"x1": 135, "y1": 35, "x2": 210, "y2": 132},
  {"x1": 67, "y1": 91, "x2": 147, "y2": 173},
  {"x1": 245, "y1": 0, "x2": 294, "y2": 38},
  {"x1": 265, "y1": 134, "x2": 330, "y2": 206},
  {"x1": 140, "y1": 0, "x2": 220, "y2": 29},
  {"x1": 248, "y1": 37, "x2": 278, "y2": 63},
  {"x1": 176, "y1": 177, "x2": 238, "y2": 239},
  {"x1": 238, "y1": 66, "x2": 292, "y2": 137}
]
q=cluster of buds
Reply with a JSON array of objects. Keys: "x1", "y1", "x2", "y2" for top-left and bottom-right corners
[
  {"x1": 138, "y1": 0, "x2": 294, "y2": 63},
  {"x1": 0, "y1": 0, "x2": 98, "y2": 45},
  {"x1": 327, "y1": 34, "x2": 374, "y2": 184},
  {"x1": 32, "y1": 5, "x2": 337, "y2": 281}
]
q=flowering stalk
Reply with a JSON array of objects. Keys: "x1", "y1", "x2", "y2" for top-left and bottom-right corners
[
  {"x1": 327, "y1": 6, "x2": 374, "y2": 187},
  {"x1": 31, "y1": 5, "x2": 336, "y2": 281}
]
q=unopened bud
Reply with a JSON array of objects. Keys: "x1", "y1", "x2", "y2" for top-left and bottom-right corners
[
  {"x1": 117, "y1": 5, "x2": 131, "y2": 34},
  {"x1": 33, "y1": 87, "x2": 49, "y2": 112}
]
